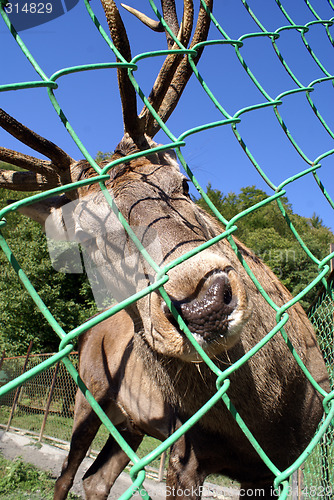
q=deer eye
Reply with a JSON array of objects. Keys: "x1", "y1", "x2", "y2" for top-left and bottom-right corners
[{"x1": 182, "y1": 178, "x2": 190, "y2": 197}]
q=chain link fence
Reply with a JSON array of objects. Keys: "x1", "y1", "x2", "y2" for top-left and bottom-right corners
[
  {"x1": 302, "y1": 272, "x2": 334, "y2": 496},
  {"x1": 0, "y1": 350, "x2": 116, "y2": 458},
  {"x1": 0, "y1": 350, "x2": 78, "y2": 444},
  {"x1": 0, "y1": 272, "x2": 333, "y2": 496},
  {"x1": 0, "y1": 0, "x2": 334, "y2": 498},
  {"x1": 0, "y1": 350, "x2": 166, "y2": 480}
]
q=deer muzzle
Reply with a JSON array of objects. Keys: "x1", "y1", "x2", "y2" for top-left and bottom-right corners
[
  {"x1": 177, "y1": 272, "x2": 237, "y2": 340},
  {"x1": 150, "y1": 255, "x2": 250, "y2": 360}
]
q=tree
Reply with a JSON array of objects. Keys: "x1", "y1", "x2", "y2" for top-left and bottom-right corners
[
  {"x1": 95, "y1": 151, "x2": 113, "y2": 162},
  {"x1": 0, "y1": 185, "x2": 97, "y2": 356}
]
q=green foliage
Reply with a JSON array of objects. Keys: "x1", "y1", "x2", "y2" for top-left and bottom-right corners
[
  {"x1": 0, "y1": 188, "x2": 97, "y2": 356},
  {"x1": 0, "y1": 456, "x2": 48, "y2": 495},
  {"x1": 196, "y1": 184, "x2": 333, "y2": 310},
  {"x1": 0, "y1": 454, "x2": 81, "y2": 499},
  {"x1": 95, "y1": 150, "x2": 113, "y2": 162}
]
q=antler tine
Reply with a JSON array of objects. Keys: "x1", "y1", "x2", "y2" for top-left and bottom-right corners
[
  {"x1": 102, "y1": 1, "x2": 211, "y2": 144},
  {"x1": 0, "y1": 108, "x2": 73, "y2": 170},
  {"x1": 121, "y1": 1, "x2": 181, "y2": 48},
  {"x1": 0, "y1": 146, "x2": 58, "y2": 191},
  {"x1": 0, "y1": 147, "x2": 53, "y2": 175},
  {"x1": 121, "y1": 4, "x2": 164, "y2": 33},
  {"x1": 100, "y1": 0, "x2": 143, "y2": 141},
  {"x1": 132, "y1": 0, "x2": 194, "y2": 137},
  {"x1": 147, "y1": 0, "x2": 213, "y2": 138}
]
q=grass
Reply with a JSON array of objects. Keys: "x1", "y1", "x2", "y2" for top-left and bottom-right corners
[
  {"x1": 0, "y1": 454, "x2": 81, "y2": 500},
  {"x1": 0, "y1": 405, "x2": 74, "y2": 442},
  {"x1": 0, "y1": 450, "x2": 237, "y2": 500},
  {"x1": 1, "y1": 403, "x2": 332, "y2": 494}
]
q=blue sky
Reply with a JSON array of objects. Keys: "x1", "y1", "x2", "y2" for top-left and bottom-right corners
[{"x1": 1, "y1": 0, "x2": 333, "y2": 232}]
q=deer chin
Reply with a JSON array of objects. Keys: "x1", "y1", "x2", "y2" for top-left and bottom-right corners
[
  {"x1": 149, "y1": 321, "x2": 246, "y2": 363},
  {"x1": 146, "y1": 254, "x2": 251, "y2": 361}
]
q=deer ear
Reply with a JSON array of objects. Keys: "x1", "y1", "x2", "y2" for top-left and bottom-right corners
[
  {"x1": 16, "y1": 195, "x2": 71, "y2": 229},
  {"x1": 43, "y1": 197, "x2": 84, "y2": 274},
  {"x1": 13, "y1": 195, "x2": 84, "y2": 274}
]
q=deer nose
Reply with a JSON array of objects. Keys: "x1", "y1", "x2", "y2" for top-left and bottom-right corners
[{"x1": 164, "y1": 272, "x2": 238, "y2": 340}]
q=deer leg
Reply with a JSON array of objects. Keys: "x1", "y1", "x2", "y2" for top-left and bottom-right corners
[
  {"x1": 54, "y1": 395, "x2": 102, "y2": 500},
  {"x1": 82, "y1": 426, "x2": 144, "y2": 500},
  {"x1": 166, "y1": 434, "x2": 206, "y2": 499}
]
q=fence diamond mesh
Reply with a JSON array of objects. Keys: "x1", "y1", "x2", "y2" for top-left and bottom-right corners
[{"x1": 0, "y1": 1, "x2": 333, "y2": 499}]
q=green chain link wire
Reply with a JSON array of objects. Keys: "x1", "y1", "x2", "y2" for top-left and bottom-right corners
[{"x1": 0, "y1": 1, "x2": 334, "y2": 498}]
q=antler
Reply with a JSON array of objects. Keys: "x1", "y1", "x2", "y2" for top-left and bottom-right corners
[
  {"x1": 0, "y1": 108, "x2": 76, "y2": 193},
  {"x1": 103, "y1": 0, "x2": 212, "y2": 139},
  {"x1": 142, "y1": 0, "x2": 213, "y2": 137},
  {"x1": 100, "y1": 0, "x2": 142, "y2": 140},
  {"x1": 0, "y1": 1, "x2": 212, "y2": 195}
]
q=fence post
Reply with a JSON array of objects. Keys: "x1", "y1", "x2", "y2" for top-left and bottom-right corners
[
  {"x1": 6, "y1": 340, "x2": 33, "y2": 431},
  {"x1": 0, "y1": 350, "x2": 5, "y2": 371},
  {"x1": 158, "y1": 450, "x2": 166, "y2": 482},
  {"x1": 298, "y1": 468, "x2": 304, "y2": 500},
  {"x1": 291, "y1": 471, "x2": 298, "y2": 500},
  {"x1": 39, "y1": 360, "x2": 60, "y2": 442}
]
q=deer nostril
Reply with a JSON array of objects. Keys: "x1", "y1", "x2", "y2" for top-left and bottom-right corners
[
  {"x1": 223, "y1": 283, "x2": 232, "y2": 305},
  {"x1": 184, "y1": 274, "x2": 236, "y2": 316}
]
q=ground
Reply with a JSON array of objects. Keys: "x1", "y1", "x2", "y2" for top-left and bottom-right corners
[{"x1": 0, "y1": 430, "x2": 238, "y2": 499}]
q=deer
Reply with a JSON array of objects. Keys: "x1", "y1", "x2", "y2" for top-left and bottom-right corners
[{"x1": 0, "y1": 1, "x2": 330, "y2": 499}]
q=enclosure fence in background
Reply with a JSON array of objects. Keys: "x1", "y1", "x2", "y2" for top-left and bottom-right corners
[
  {"x1": 0, "y1": 1, "x2": 333, "y2": 499},
  {"x1": 0, "y1": 351, "x2": 163, "y2": 477},
  {"x1": 0, "y1": 351, "x2": 78, "y2": 444},
  {"x1": 304, "y1": 274, "x2": 334, "y2": 493}
]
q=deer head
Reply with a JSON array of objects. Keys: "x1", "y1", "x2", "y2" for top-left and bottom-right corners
[{"x1": 0, "y1": 0, "x2": 252, "y2": 361}]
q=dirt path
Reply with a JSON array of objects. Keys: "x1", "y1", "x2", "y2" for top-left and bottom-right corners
[{"x1": 0, "y1": 429, "x2": 238, "y2": 499}]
